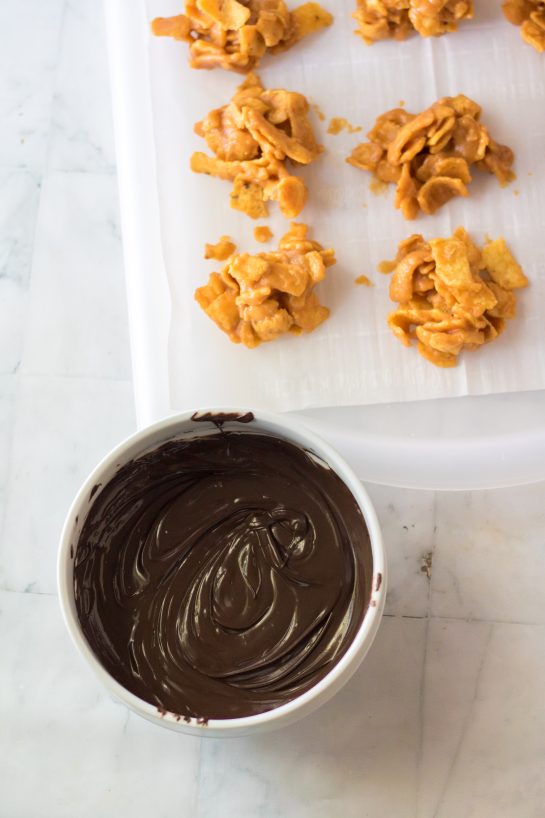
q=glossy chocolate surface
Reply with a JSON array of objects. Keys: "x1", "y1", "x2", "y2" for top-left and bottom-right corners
[{"x1": 74, "y1": 429, "x2": 372, "y2": 720}]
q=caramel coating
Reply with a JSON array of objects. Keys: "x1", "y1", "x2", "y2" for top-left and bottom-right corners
[
  {"x1": 195, "y1": 223, "x2": 335, "y2": 347},
  {"x1": 254, "y1": 225, "x2": 273, "y2": 242},
  {"x1": 354, "y1": 0, "x2": 473, "y2": 44},
  {"x1": 191, "y1": 73, "x2": 323, "y2": 219},
  {"x1": 204, "y1": 236, "x2": 237, "y2": 260},
  {"x1": 347, "y1": 96, "x2": 515, "y2": 219},
  {"x1": 503, "y1": 0, "x2": 545, "y2": 52},
  {"x1": 151, "y1": 0, "x2": 333, "y2": 72},
  {"x1": 384, "y1": 228, "x2": 528, "y2": 367},
  {"x1": 327, "y1": 117, "x2": 362, "y2": 135}
]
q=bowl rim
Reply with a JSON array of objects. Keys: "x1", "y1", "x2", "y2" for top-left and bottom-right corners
[{"x1": 57, "y1": 407, "x2": 386, "y2": 734}]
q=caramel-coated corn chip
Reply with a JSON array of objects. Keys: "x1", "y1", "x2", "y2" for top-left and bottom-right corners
[
  {"x1": 354, "y1": 0, "x2": 473, "y2": 44},
  {"x1": 503, "y1": 0, "x2": 545, "y2": 52},
  {"x1": 327, "y1": 117, "x2": 362, "y2": 135},
  {"x1": 195, "y1": 223, "x2": 334, "y2": 346},
  {"x1": 347, "y1": 96, "x2": 515, "y2": 219},
  {"x1": 481, "y1": 237, "x2": 529, "y2": 289},
  {"x1": 151, "y1": 0, "x2": 332, "y2": 72},
  {"x1": 383, "y1": 228, "x2": 527, "y2": 367},
  {"x1": 199, "y1": 0, "x2": 251, "y2": 29},
  {"x1": 204, "y1": 235, "x2": 237, "y2": 260},
  {"x1": 254, "y1": 225, "x2": 273, "y2": 242},
  {"x1": 192, "y1": 73, "x2": 321, "y2": 219}
]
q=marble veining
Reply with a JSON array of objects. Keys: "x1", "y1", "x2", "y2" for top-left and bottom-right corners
[
  {"x1": 0, "y1": 0, "x2": 65, "y2": 171},
  {"x1": 0, "y1": 168, "x2": 41, "y2": 375},
  {"x1": 21, "y1": 171, "x2": 131, "y2": 380},
  {"x1": 47, "y1": 0, "x2": 117, "y2": 173},
  {"x1": 1, "y1": 0, "x2": 545, "y2": 815}
]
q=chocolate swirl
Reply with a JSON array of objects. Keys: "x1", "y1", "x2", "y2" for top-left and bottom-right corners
[{"x1": 74, "y1": 431, "x2": 372, "y2": 720}]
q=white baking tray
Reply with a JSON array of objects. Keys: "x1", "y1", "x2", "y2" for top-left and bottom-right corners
[{"x1": 104, "y1": 0, "x2": 545, "y2": 490}]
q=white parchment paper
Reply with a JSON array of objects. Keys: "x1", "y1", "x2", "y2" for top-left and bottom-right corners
[{"x1": 146, "y1": 0, "x2": 545, "y2": 412}]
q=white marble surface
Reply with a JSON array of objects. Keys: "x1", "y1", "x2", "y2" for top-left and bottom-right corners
[{"x1": 1, "y1": 2, "x2": 545, "y2": 816}]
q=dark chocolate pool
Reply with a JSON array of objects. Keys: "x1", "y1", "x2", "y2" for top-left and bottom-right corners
[{"x1": 73, "y1": 426, "x2": 373, "y2": 720}]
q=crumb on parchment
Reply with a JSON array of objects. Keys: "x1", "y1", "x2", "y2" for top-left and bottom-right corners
[
  {"x1": 327, "y1": 117, "x2": 362, "y2": 135},
  {"x1": 312, "y1": 104, "x2": 326, "y2": 122},
  {"x1": 204, "y1": 236, "x2": 237, "y2": 260},
  {"x1": 355, "y1": 274, "x2": 373, "y2": 286},
  {"x1": 254, "y1": 225, "x2": 273, "y2": 243}
]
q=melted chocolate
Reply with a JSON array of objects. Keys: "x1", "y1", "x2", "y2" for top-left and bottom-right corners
[
  {"x1": 74, "y1": 432, "x2": 372, "y2": 720},
  {"x1": 190, "y1": 411, "x2": 254, "y2": 425}
]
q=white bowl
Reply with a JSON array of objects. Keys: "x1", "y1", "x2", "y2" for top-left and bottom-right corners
[{"x1": 58, "y1": 409, "x2": 386, "y2": 738}]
